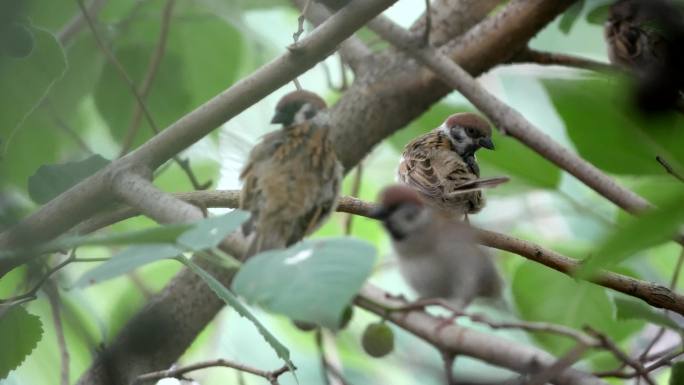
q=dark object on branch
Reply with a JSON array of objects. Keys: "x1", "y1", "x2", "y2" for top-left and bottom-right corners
[{"x1": 605, "y1": 0, "x2": 684, "y2": 114}]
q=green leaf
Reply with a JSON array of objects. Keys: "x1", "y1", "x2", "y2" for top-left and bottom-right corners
[
  {"x1": 177, "y1": 210, "x2": 250, "y2": 251},
  {"x1": 542, "y1": 76, "x2": 684, "y2": 175},
  {"x1": 672, "y1": 361, "x2": 684, "y2": 385},
  {"x1": 0, "y1": 306, "x2": 43, "y2": 379},
  {"x1": 615, "y1": 296, "x2": 680, "y2": 330},
  {"x1": 232, "y1": 238, "x2": 376, "y2": 330},
  {"x1": 74, "y1": 244, "x2": 183, "y2": 287},
  {"x1": 559, "y1": 0, "x2": 585, "y2": 34},
  {"x1": 512, "y1": 262, "x2": 641, "y2": 355},
  {"x1": 0, "y1": 26, "x2": 66, "y2": 185},
  {"x1": 27, "y1": 154, "x2": 110, "y2": 204},
  {"x1": 578, "y1": 188, "x2": 684, "y2": 276},
  {"x1": 586, "y1": 2, "x2": 613, "y2": 25},
  {"x1": 388, "y1": 103, "x2": 560, "y2": 189},
  {"x1": 180, "y1": 257, "x2": 294, "y2": 371}
]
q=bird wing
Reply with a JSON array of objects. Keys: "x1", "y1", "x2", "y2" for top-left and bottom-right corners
[{"x1": 398, "y1": 133, "x2": 448, "y2": 200}]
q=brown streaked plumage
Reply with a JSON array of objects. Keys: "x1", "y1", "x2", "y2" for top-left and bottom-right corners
[
  {"x1": 397, "y1": 113, "x2": 506, "y2": 216},
  {"x1": 240, "y1": 90, "x2": 342, "y2": 256}
]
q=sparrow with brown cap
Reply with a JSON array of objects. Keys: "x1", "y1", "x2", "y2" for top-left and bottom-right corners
[
  {"x1": 397, "y1": 112, "x2": 508, "y2": 217},
  {"x1": 240, "y1": 90, "x2": 342, "y2": 256}
]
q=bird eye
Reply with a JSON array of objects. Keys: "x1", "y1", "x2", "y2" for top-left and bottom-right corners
[{"x1": 466, "y1": 127, "x2": 476, "y2": 137}]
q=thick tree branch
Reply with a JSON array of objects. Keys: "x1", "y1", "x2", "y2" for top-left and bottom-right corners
[{"x1": 77, "y1": 190, "x2": 684, "y2": 317}]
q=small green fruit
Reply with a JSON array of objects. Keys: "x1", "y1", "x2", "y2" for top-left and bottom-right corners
[{"x1": 361, "y1": 322, "x2": 394, "y2": 358}]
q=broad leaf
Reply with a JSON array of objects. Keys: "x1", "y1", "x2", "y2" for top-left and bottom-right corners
[
  {"x1": 586, "y1": 2, "x2": 612, "y2": 25},
  {"x1": 177, "y1": 210, "x2": 250, "y2": 251},
  {"x1": 543, "y1": 76, "x2": 684, "y2": 175},
  {"x1": 578, "y1": 188, "x2": 684, "y2": 276},
  {"x1": 559, "y1": 0, "x2": 585, "y2": 34},
  {"x1": 0, "y1": 26, "x2": 66, "y2": 187},
  {"x1": 28, "y1": 155, "x2": 110, "y2": 204},
  {"x1": 672, "y1": 361, "x2": 684, "y2": 385},
  {"x1": 512, "y1": 262, "x2": 641, "y2": 355},
  {"x1": 74, "y1": 244, "x2": 183, "y2": 287},
  {"x1": 615, "y1": 296, "x2": 680, "y2": 330},
  {"x1": 180, "y1": 257, "x2": 294, "y2": 371},
  {"x1": 232, "y1": 238, "x2": 376, "y2": 329},
  {"x1": 0, "y1": 306, "x2": 43, "y2": 379}
]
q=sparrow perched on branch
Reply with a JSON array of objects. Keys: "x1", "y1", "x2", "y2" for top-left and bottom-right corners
[
  {"x1": 605, "y1": 0, "x2": 684, "y2": 113},
  {"x1": 240, "y1": 90, "x2": 342, "y2": 256},
  {"x1": 373, "y1": 185, "x2": 503, "y2": 309},
  {"x1": 397, "y1": 112, "x2": 507, "y2": 217}
]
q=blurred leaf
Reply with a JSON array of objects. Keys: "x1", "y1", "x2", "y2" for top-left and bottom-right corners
[
  {"x1": 615, "y1": 296, "x2": 680, "y2": 330},
  {"x1": 27, "y1": 154, "x2": 109, "y2": 204},
  {"x1": 94, "y1": 46, "x2": 191, "y2": 149},
  {"x1": 74, "y1": 244, "x2": 182, "y2": 287},
  {"x1": 232, "y1": 237, "x2": 376, "y2": 329},
  {"x1": 180, "y1": 257, "x2": 294, "y2": 371},
  {"x1": 672, "y1": 361, "x2": 684, "y2": 385},
  {"x1": 543, "y1": 76, "x2": 684, "y2": 175},
  {"x1": 0, "y1": 26, "x2": 66, "y2": 184},
  {"x1": 0, "y1": 306, "x2": 43, "y2": 379},
  {"x1": 388, "y1": 103, "x2": 560, "y2": 189},
  {"x1": 177, "y1": 210, "x2": 250, "y2": 251},
  {"x1": 0, "y1": 22, "x2": 35, "y2": 58},
  {"x1": 513, "y1": 262, "x2": 641, "y2": 355},
  {"x1": 586, "y1": 2, "x2": 612, "y2": 25},
  {"x1": 559, "y1": 0, "x2": 585, "y2": 34},
  {"x1": 578, "y1": 187, "x2": 684, "y2": 276}
]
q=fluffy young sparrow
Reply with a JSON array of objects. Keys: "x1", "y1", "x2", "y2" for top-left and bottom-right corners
[
  {"x1": 240, "y1": 90, "x2": 342, "y2": 256},
  {"x1": 605, "y1": 0, "x2": 684, "y2": 112},
  {"x1": 373, "y1": 185, "x2": 503, "y2": 309},
  {"x1": 397, "y1": 112, "x2": 507, "y2": 216}
]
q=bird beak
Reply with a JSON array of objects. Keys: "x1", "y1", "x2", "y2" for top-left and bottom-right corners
[
  {"x1": 271, "y1": 110, "x2": 287, "y2": 124},
  {"x1": 479, "y1": 137, "x2": 495, "y2": 150},
  {"x1": 368, "y1": 206, "x2": 389, "y2": 220}
]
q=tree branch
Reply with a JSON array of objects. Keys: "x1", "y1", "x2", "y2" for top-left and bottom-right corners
[
  {"x1": 135, "y1": 360, "x2": 290, "y2": 385},
  {"x1": 356, "y1": 284, "x2": 606, "y2": 385},
  {"x1": 511, "y1": 48, "x2": 615, "y2": 72}
]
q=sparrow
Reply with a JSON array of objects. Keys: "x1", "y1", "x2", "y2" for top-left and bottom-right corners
[
  {"x1": 605, "y1": 0, "x2": 684, "y2": 113},
  {"x1": 372, "y1": 185, "x2": 503, "y2": 309},
  {"x1": 397, "y1": 112, "x2": 507, "y2": 216},
  {"x1": 239, "y1": 90, "x2": 342, "y2": 256}
]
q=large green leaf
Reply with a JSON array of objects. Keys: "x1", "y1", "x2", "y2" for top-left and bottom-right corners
[
  {"x1": 0, "y1": 306, "x2": 43, "y2": 379},
  {"x1": 512, "y1": 262, "x2": 641, "y2": 355},
  {"x1": 388, "y1": 103, "x2": 560, "y2": 189},
  {"x1": 74, "y1": 244, "x2": 183, "y2": 287},
  {"x1": 27, "y1": 154, "x2": 110, "y2": 204},
  {"x1": 558, "y1": 0, "x2": 585, "y2": 34},
  {"x1": 180, "y1": 257, "x2": 294, "y2": 371},
  {"x1": 232, "y1": 237, "x2": 376, "y2": 329},
  {"x1": 0, "y1": 26, "x2": 66, "y2": 186},
  {"x1": 543, "y1": 76, "x2": 684, "y2": 175},
  {"x1": 177, "y1": 210, "x2": 250, "y2": 251},
  {"x1": 672, "y1": 361, "x2": 684, "y2": 385},
  {"x1": 578, "y1": 187, "x2": 684, "y2": 276},
  {"x1": 614, "y1": 296, "x2": 680, "y2": 330}
]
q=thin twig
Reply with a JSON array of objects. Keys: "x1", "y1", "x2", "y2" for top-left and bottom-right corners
[
  {"x1": 526, "y1": 343, "x2": 590, "y2": 385},
  {"x1": 585, "y1": 327, "x2": 656, "y2": 385},
  {"x1": 343, "y1": 163, "x2": 363, "y2": 235},
  {"x1": 638, "y1": 247, "x2": 684, "y2": 363},
  {"x1": 45, "y1": 281, "x2": 70, "y2": 385},
  {"x1": 0, "y1": 252, "x2": 76, "y2": 306},
  {"x1": 512, "y1": 48, "x2": 615, "y2": 72},
  {"x1": 75, "y1": 0, "x2": 210, "y2": 190},
  {"x1": 316, "y1": 329, "x2": 332, "y2": 385},
  {"x1": 656, "y1": 155, "x2": 684, "y2": 183},
  {"x1": 134, "y1": 359, "x2": 291, "y2": 384},
  {"x1": 119, "y1": 0, "x2": 176, "y2": 156}
]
